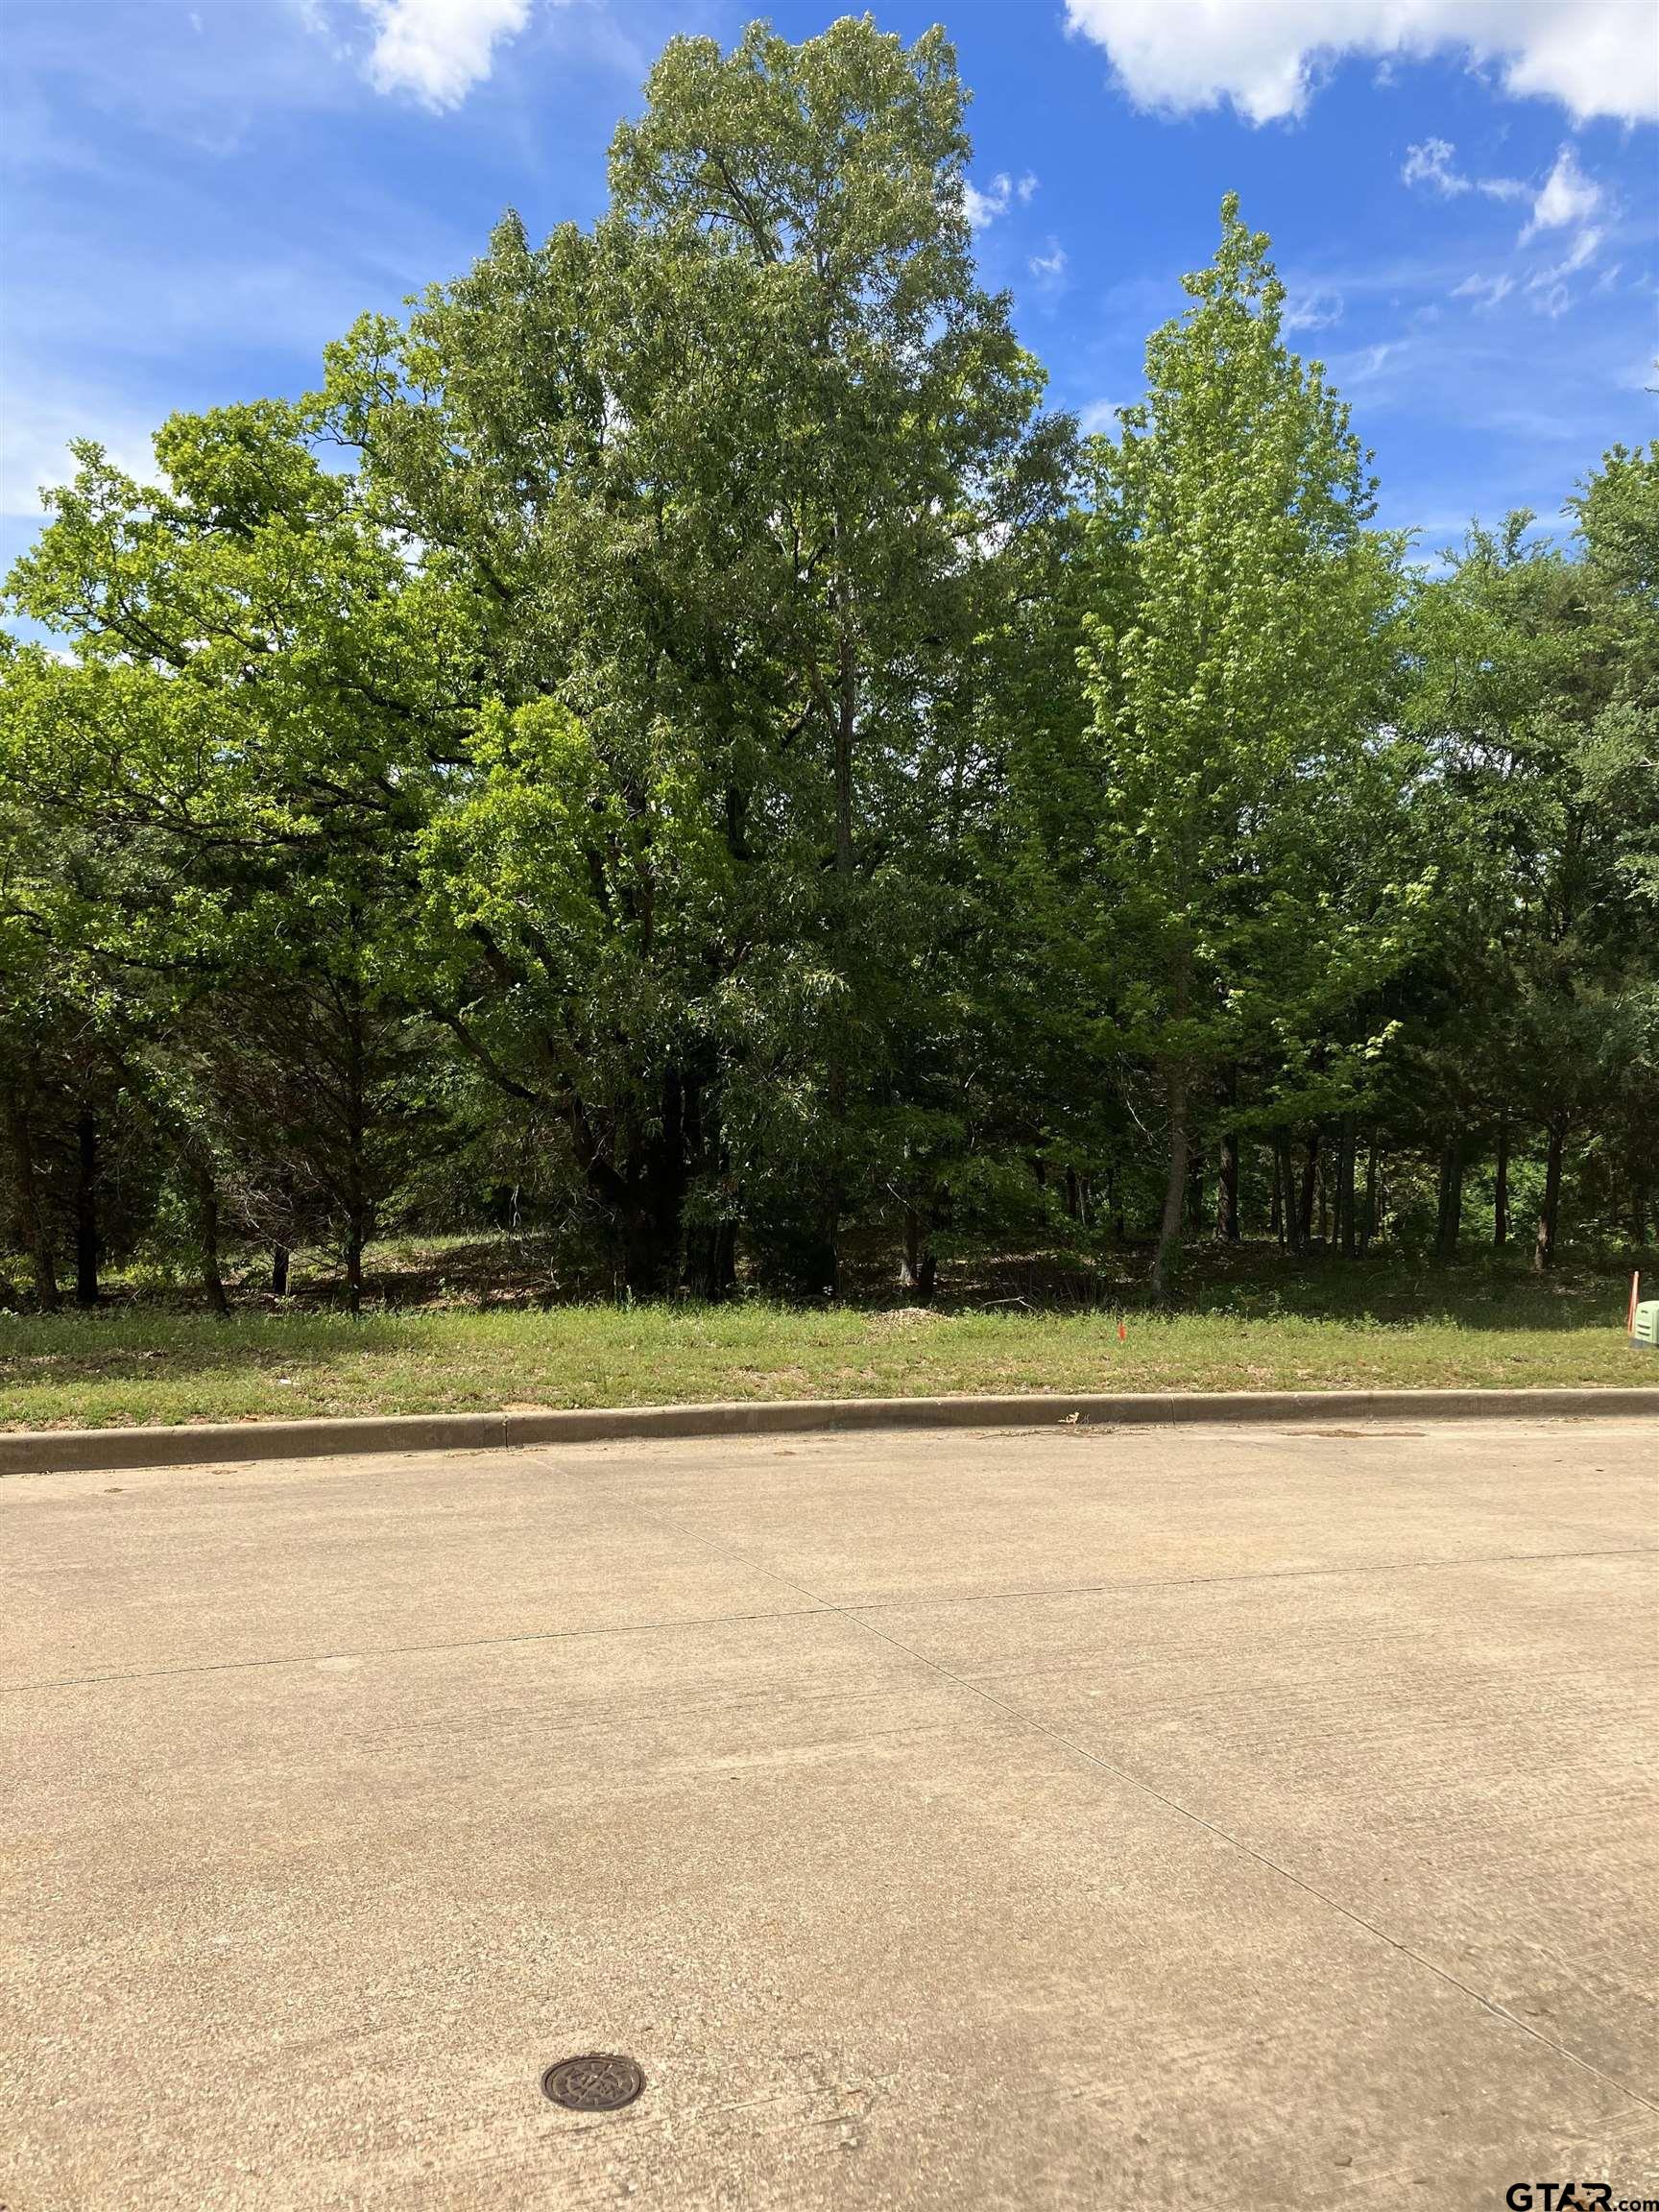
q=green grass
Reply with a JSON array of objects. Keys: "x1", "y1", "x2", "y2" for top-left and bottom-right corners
[{"x1": 1, "y1": 1245, "x2": 1649, "y2": 1431}]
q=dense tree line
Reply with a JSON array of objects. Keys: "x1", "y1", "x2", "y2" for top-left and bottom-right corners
[{"x1": 2, "y1": 19, "x2": 1654, "y2": 1312}]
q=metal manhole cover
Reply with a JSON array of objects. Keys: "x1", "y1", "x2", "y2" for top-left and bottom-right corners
[{"x1": 541, "y1": 2054, "x2": 646, "y2": 2112}]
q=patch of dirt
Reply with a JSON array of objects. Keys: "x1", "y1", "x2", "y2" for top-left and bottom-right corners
[{"x1": 1303, "y1": 1428, "x2": 1427, "y2": 1438}]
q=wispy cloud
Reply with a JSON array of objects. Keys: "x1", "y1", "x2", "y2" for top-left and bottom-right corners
[
  {"x1": 1451, "y1": 272, "x2": 1514, "y2": 311},
  {"x1": 1028, "y1": 239, "x2": 1069, "y2": 289},
  {"x1": 1520, "y1": 144, "x2": 1603, "y2": 242},
  {"x1": 1519, "y1": 147, "x2": 1609, "y2": 316},
  {"x1": 1401, "y1": 137, "x2": 1527, "y2": 203},
  {"x1": 1428, "y1": 145, "x2": 1615, "y2": 324},
  {"x1": 962, "y1": 170, "x2": 1038, "y2": 229},
  {"x1": 1527, "y1": 225, "x2": 1606, "y2": 318},
  {"x1": 1285, "y1": 286, "x2": 1344, "y2": 332},
  {"x1": 1333, "y1": 339, "x2": 1405, "y2": 389}
]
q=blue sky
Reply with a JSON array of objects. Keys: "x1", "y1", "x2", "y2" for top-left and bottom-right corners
[{"x1": 3, "y1": 0, "x2": 1655, "y2": 600}]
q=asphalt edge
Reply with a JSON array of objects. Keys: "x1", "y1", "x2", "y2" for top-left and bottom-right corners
[{"x1": 2, "y1": 1385, "x2": 1655, "y2": 1474}]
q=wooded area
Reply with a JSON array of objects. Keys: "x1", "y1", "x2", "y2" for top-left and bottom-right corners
[{"x1": 2, "y1": 19, "x2": 1654, "y2": 1318}]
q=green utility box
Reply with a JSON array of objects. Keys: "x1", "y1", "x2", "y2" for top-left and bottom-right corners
[{"x1": 1633, "y1": 1301, "x2": 1659, "y2": 1347}]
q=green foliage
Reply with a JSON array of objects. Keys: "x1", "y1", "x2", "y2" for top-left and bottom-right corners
[
  {"x1": 1020, "y1": 197, "x2": 1419, "y2": 1293},
  {"x1": 1, "y1": 23, "x2": 1652, "y2": 1319}
]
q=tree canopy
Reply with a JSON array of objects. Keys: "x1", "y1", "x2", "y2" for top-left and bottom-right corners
[{"x1": 3, "y1": 18, "x2": 1654, "y2": 1311}]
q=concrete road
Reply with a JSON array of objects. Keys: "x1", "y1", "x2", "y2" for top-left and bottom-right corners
[{"x1": 3, "y1": 1415, "x2": 1655, "y2": 2211}]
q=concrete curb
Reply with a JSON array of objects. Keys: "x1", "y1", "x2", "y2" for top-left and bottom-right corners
[{"x1": 2, "y1": 1385, "x2": 1654, "y2": 1475}]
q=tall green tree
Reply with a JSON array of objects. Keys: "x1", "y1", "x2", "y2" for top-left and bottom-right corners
[
  {"x1": 1070, "y1": 197, "x2": 1408, "y2": 1296},
  {"x1": 321, "y1": 14, "x2": 1067, "y2": 1294},
  {"x1": 3, "y1": 405, "x2": 449, "y2": 1309},
  {"x1": 1399, "y1": 446, "x2": 1658, "y2": 1266}
]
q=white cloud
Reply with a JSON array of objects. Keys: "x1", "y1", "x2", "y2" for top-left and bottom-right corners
[
  {"x1": 1551, "y1": 225, "x2": 1604, "y2": 276},
  {"x1": 1529, "y1": 277, "x2": 1572, "y2": 320},
  {"x1": 1079, "y1": 398, "x2": 1124, "y2": 434},
  {"x1": 1062, "y1": 2, "x2": 1659, "y2": 127},
  {"x1": 1284, "y1": 285, "x2": 1344, "y2": 331},
  {"x1": 1402, "y1": 135, "x2": 1461, "y2": 192},
  {"x1": 1416, "y1": 145, "x2": 1614, "y2": 322},
  {"x1": 1520, "y1": 143, "x2": 1603, "y2": 240},
  {"x1": 1527, "y1": 223, "x2": 1606, "y2": 315},
  {"x1": 1401, "y1": 136, "x2": 1527, "y2": 200},
  {"x1": 963, "y1": 173, "x2": 1011, "y2": 228},
  {"x1": 1334, "y1": 339, "x2": 1404, "y2": 387},
  {"x1": 1491, "y1": 3, "x2": 1659, "y2": 129},
  {"x1": 1450, "y1": 271, "x2": 1514, "y2": 309},
  {"x1": 962, "y1": 171, "x2": 1038, "y2": 228},
  {"x1": 359, "y1": 0, "x2": 539, "y2": 110},
  {"x1": 1029, "y1": 240, "x2": 1069, "y2": 283},
  {"x1": 1516, "y1": 147, "x2": 1608, "y2": 315},
  {"x1": 1402, "y1": 136, "x2": 1612, "y2": 325}
]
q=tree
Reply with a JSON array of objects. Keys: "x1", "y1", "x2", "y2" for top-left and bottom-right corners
[
  {"x1": 3, "y1": 406, "x2": 450, "y2": 1310},
  {"x1": 1399, "y1": 450, "x2": 1658, "y2": 1269},
  {"x1": 2, "y1": 25, "x2": 1650, "y2": 1316},
  {"x1": 1069, "y1": 197, "x2": 1408, "y2": 1297},
  {"x1": 320, "y1": 14, "x2": 1067, "y2": 1294}
]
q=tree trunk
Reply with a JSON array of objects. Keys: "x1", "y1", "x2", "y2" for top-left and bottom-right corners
[
  {"x1": 75, "y1": 1108, "x2": 99, "y2": 1307},
  {"x1": 812, "y1": 597, "x2": 857, "y2": 1295},
  {"x1": 901, "y1": 1201, "x2": 922, "y2": 1291},
  {"x1": 1150, "y1": 1066, "x2": 1190, "y2": 1303},
  {"x1": 1215, "y1": 1138, "x2": 1239, "y2": 1244},
  {"x1": 1215, "y1": 1138, "x2": 1239, "y2": 1242},
  {"x1": 678, "y1": 1068, "x2": 733, "y2": 1301},
  {"x1": 618, "y1": 1206, "x2": 660, "y2": 1302},
  {"x1": 1150, "y1": 946, "x2": 1195, "y2": 1304},
  {"x1": 1434, "y1": 1131, "x2": 1464, "y2": 1262},
  {"x1": 1064, "y1": 1165, "x2": 1081, "y2": 1221},
  {"x1": 1187, "y1": 1149, "x2": 1207, "y2": 1238},
  {"x1": 1214, "y1": 1066, "x2": 1239, "y2": 1243},
  {"x1": 571, "y1": 1090, "x2": 692, "y2": 1304},
  {"x1": 271, "y1": 1244, "x2": 291, "y2": 1298},
  {"x1": 345, "y1": 994, "x2": 368, "y2": 1317},
  {"x1": 1533, "y1": 1118, "x2": 1566, "y2": 1273},
  {"x1": 1336, "y1": 1114, "x2": 1358, "y2": 1260},
  {"x1": 195, "y1": 1165, "x2": 229, "y2": 1317},
  {"x1": 1269, "y1": 1142, "x2": 1286, "y2": 1246},
  {"x1": 1359, "y1": 1143, "x2": 1380, "y2": 1256},
  {"x1": 4, "y1": 1082, "x2": 60, "y2": 1311},
  {"x1": 1297, "y1": 1130, "x2": 1320, "y2": 1248},
  {"x1": 900, "y1": 1203, "x2": 937, "y2": 1304},
  {"x1": 1493, "y1": 1117, "x2": 1510, "y2": 1249},
  {"x1": 685, "y1": 1220, "x2": 736, "y2": 1301},
  {"x1": 834, "y1": 608, "x2": 855, "y2": 879}
]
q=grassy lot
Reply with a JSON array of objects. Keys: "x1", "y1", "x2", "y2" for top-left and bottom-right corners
[{"x1": 1, "y1": 1241, "x2": 1648, "y2": 1430}]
